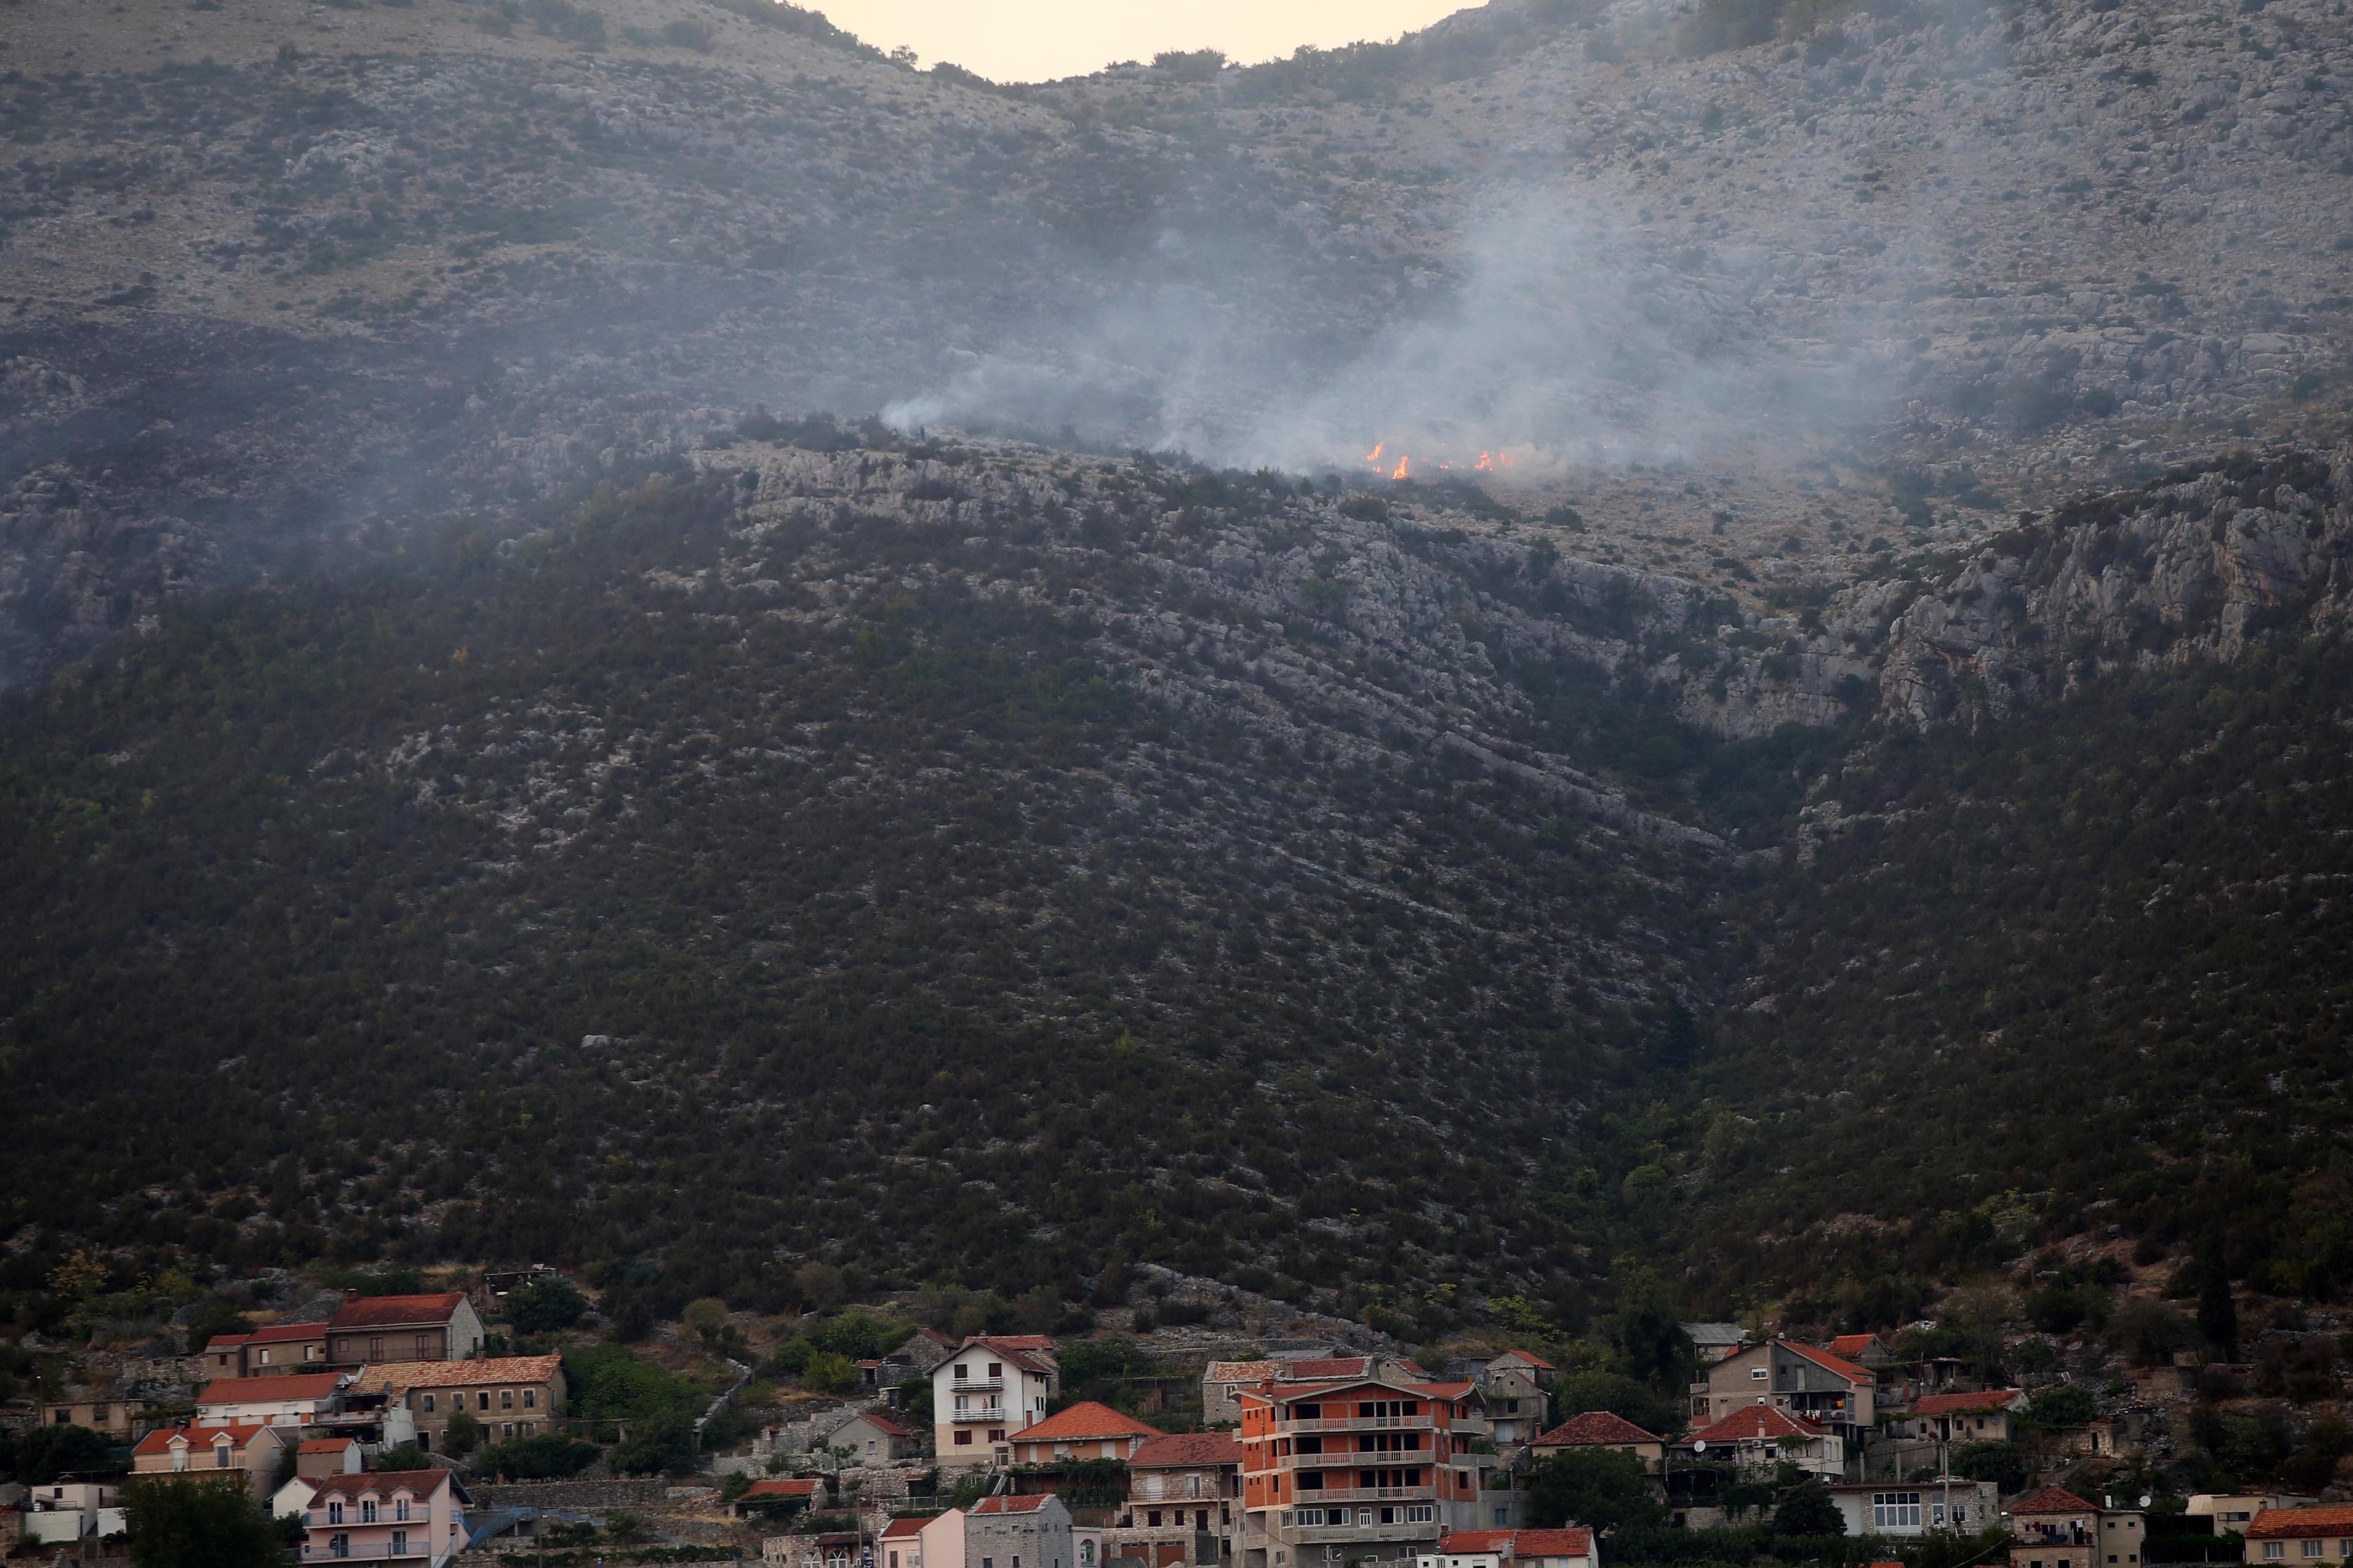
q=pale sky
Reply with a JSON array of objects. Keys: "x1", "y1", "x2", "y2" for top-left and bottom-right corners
[{"x1": 811, "y1": 0, "x2": 1476, "y2": 84}]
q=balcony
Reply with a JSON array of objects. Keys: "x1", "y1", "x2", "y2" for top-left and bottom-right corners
[
  {"x1": 950, "y1": 1407, "x2": 1009, "y2": 1423},
  {"x1": 301, "y1": 1545, "x2": 430, "y2": 1561},
  {"x1": 952, "y1": 1377, "x2": 1006, "y2": 1393},
  {"x1": 1276, "y1": 1416, "x2": 1430, "y2": 1435},
  {"x1": 1291, "y1": 1486, "x2": 1434, "y2": 1504}
]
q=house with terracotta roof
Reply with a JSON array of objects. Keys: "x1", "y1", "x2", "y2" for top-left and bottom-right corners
[
  {"x1": 1529, "y1": 1411, "x2": 1665, "y2": 1473},
  {"x1": 1826, "y1": 1335, "x2": 1894, "y2": 1368},
  {"x1": 877, "y1": 1509, "x2": 964, "y2": 1568},
  {"x1": 830, "y1": 1407, "x2": 923, "y2": 1463},
  {"x1": 736, "y1": 1476, "x2": 823, "y2": 1517},
  {"x1": 1902, "y1": 1388, "x2": 2028, "y2": 1445},
  {"x1": 1417, "y1": 1527, "x2": 1597, "y2": 1568},
  {"x1": 1680, "y1": 1405, "x2": 1843, "y2": 1481},
  {"x1": 349, "y1": 1354, "x2": 564, "y2": 1452},
  {"x1": 1471, "y1": 1362, "x2": 1545, "y2": 1448},
  {"x1": 1113, "y1": 1431, "x2": 1243, "y2": 1567},
  {"x1": 294, "y1": 1436, "x2": 363, "y2": 1480},
  {"x1": 934, "y1": 1336, "x2": 1061, "y2": 1471},
  {"x1": 195, "y1": 1371, "x2": 348, "y2": 1430},
  {"x1": 204, "y1": 1319, "x2": 332, "y2": 1379},
  {"x1": 131, "y1": 1423, "x2": 287, "y2": 1501},
  {"x1": 1681, "y1": 1325, "x2": 1751, "y2": 1365},
  {"x1": 2007, "y1": 1487, "x2": 2145, "y2": 1568},
  {"x1": 1009, "y1": 1401, "x2": 1164, "y2": 1468},
  {"x1": 1696, "y1": 1339, "x2": 1875, "y2": 1450},
  {"x1": 2245, "y1": 1508, "x2": 2353, "y2": 1566},
  {"x1": 325, "y1": 1291, "x2": 486, "y2": 1368},
  {"x1": 1202, "y1": 1355, "x2": 1425, "y2": 1427},
  {"x1": 1484, "y1": 1352, "x2": 1557, "y2": 1385},
  {"x1": 301, "y1": 1468, "x2": 472, "y2": 1567}
]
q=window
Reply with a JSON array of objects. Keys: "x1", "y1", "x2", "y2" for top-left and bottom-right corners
[
  {"x1": 478, "y1": 1392, "x2": 491, "y2": 1411},
  {"x1": 1294, "y1": 1403, "x2": 1320, "y2": 1420},
  {"x1": 2306, "y1": 1546, "x2": 2328, "y2": 1561},
  {"x1": 955, "y1": 1364, "x2": 969, "y2": 1381},
  {"x1": 361, "y1": 1499, "x2": 378, "y2": 1523},
  {"x1": 1357, "y1": 1509, "x2": 1374, "y2": 1526},
  {"x1": 988, "y1": 1428, "x2": 1006, "y2": 1442},
  {"x1": 1751, "y1": 1368, "x2": 1770, "y2": 1381},
  {"x1": 1495, "y1": 1510, "x2": 1510, "y2": 1528},
  {"x1": 955, "y1": 1431, "x2": 972, "y2": 1445},
  {"x1": 1297, "y1": 1472, "x2": 1324, "y2": 1491},
  {"x1": 1873, "y1": 1494, "x2": 1922, "y2": 1531},
  {"x1": 52, "y1": 1409, "x2": 69, "y2": 1425},
  {"x1": 391, "y1": 1531, "x2": 409, "y2": 1557},
  {"x1": 259, "y1": 1349, "x2": 271, "y2": 1366},
  {"x1": 94, "y1": 1404, "x2": 109, "y2": 1423},
  {"x1": 214, "y1": 1442, "x2": 233, "y2": 1468},
  {"x1": 369, "y1": 1337, "x2": 384, "y2": 1361},
  {"x1": 2265, "y1": 1545, "x2": 2286, "y2": 1561},
  {"x1": 1149, "y1": 1512, "x2": 1162, "y2": 1528},
  {"x1": 328, "y1": 1502, "x2": 345, "y2": 1524},
  {"x1": 524, "y1": 1389, "x2": 536, "y2": 1408},
  {"x1": 172, "y1": 1447, "x2": 189, "y2": 1472},
  {"x1": 423, "y1": 1394, "x2": 436, "y2": 1413},
  {"x1": 329, "y1": 1534, "x2": 350, "y2": 1560},
  {"x1": 1407, "y1": 1507, "x2": 1434, "y2": 1524},
  {"x1": 502, "y1": 1423, "x2": 515, "y2": 1437},
  {"x1": 989, "y1": 1363, "x2": 1002, "y2": 1378},
  {"x1": 396, "y1": 1499, "x2": 411, "y2": 1523},
  {"x1": 415, "y1": 1335, "x2": 431, "y2": 1358},
  {"x1": 501, "y1": 1389, "x2": 514, "y2": 1409}
]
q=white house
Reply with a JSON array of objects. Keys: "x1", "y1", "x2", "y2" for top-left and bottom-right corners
[
  {"x1": 24, "y1": 1480, "x2": 125, "y2": 1546},
  {"x1": 196, "y1": 1371, "x2": 349, "y2": 1428},
  {"x1": 1828, "y1": 1480, "x2": 2001, "y2": 1537},
  {"x1": 932, "y1": 1336, "x2": 1059, "y2": 1470},
  {"x1": 1417, "y1": 1527, "x2": 1598, "y2": 1568}
]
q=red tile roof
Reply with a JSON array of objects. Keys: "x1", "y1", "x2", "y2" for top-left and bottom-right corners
[
  {"x1": 1439, "y1": 1532, "x2": 1518, "y2": 1553},
  {"x1": 1687, "y1": 1406, "x2": 1823, "y2": 1444},
  {"x1": 881, "y1": 1517, "x2": 929, "y2": 1539},
  {"x1": 349, "y1": 1355, "x2": 562, "y2": 1395},
  {"x1": 2245, "y1": 1510, "x2": 2353, "y2": 1540},
  {"x1": 1912, "y1": 1389, "x2": 2025, "y2": 1416},
  {"x1": 1512, "y1": 1530, "x2": 1596, "y2": 1558},
  {"x1": 844, "y1": 1409, "x2": 914, "y2": 1439},
  {"x1": 1825, "y1": 1335, "x2": 1881, "y2": 1360},
  {"x1": 203, "y1": 1334, "x2": 251, "y2": 1352},
  {"x1": 1434, "y1": 1529, "x2": 1593, "y2": 1559},
  {"x1": 246, "y1": 1322, "x2": 331, "y2": 1344},
  {"x1": 951, "y1": 1336, "x2": 1055, "y2": 1374},
  {"x1": 974, "y1": 1493, "x2": 1057, "y2": 1513},
  {"x1": 1287, "y1": 1357, "x2": 1374, "y2": 1380},
  {"x1": 2010, "y1": 1487, "x2": 2099, "y2": 1516},
  {"x1": 745, "y1": 1477, "x2": 822, "y2": 1498},
  {"x1": 1491, "y1": 1349, "x2": 1558, "y2": 1372},
  {"x1": 1778, "y1": 1339, "x2": 1873, "y2": 1383},
  {"x1": 313, "y1": 1469, "x2": 460, "y2": 1502},
  {"x1": 328, "y1": 1292, "x2": 469, "y2": 1330},
  {"x1": 1533, "y1": 1410, "x2": 1663, "y2": 1446},
  {"x1": 135, "y1": 1423, "x2": 270, "y2": 1455},
  {"x1": 198, "y1": 1373, "x2": 344, "y2": 1405},
  {"x1": 1013, "y1": 1400, "x2": 1161, "y2": 1443},
  {"x1": 1131, "y1": 1431, "x2": 1243, "y2": 1469},
  {"x1": 297, "y1": 1438, "x2": 355, "y2": 1455},
  {"x1": 1205, "y1": 1360, "x2": 1283, "y2": 1384}
]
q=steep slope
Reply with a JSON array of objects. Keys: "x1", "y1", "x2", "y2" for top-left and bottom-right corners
[
  {"x1": 6, "y1": 0, "x2": 2352, "y2": 687},
  {"x1": 0, "y1": 430, "x2": 1819, "y2": 1328}
]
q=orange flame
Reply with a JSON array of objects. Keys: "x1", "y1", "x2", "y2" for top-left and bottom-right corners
[
  {"x1": 1364, "y1": 443, "x2": 1384, "y2": 466},
  {"x1": 1391, "y1": 454, "x2": 1410, "y2": 480},
  {"x1": 1473, "y1": 452, "x2": 1493, "y2": 472}
]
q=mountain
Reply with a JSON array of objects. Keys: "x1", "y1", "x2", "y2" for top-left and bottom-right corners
[
  {"x1": 3, "y1": 421, "x2": 2349, "y2": 1336},
  {"x1": 5, "y1": 0, "x2": 2353, "y2": 1337}
]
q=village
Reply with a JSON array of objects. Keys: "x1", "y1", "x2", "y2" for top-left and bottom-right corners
[{"x1": 4, "y1": 1265, "x2": 2349, "y2": 1568}]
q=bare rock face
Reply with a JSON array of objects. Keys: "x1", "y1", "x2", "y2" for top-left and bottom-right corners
[{"x1": 1875, "y1": 442, "x2": 2353, "y2": 726}]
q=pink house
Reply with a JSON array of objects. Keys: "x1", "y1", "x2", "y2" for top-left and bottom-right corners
[{"x1": 300, "y1": 1469, "x2": 472, "y2": 1566}]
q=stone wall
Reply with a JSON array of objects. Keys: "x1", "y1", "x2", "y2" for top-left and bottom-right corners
[{"x1": 469, "y1": 1476, "x2": 672, "y2": 1510}]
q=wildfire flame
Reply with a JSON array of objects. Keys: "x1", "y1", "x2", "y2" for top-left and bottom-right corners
[{"x1": 1360, "y1": 442, "x2": 1518, "y2": 479}]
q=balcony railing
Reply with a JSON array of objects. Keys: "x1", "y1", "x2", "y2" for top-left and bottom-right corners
[
  {"x1": 950, "y1": 1407, "x2": 1008, "y2": 1423},
  {"x1": 300, "y1": 1544, "x2": 430, "y2": 1561},
  {"x1": 1277, "y1": 1416, "x2": 1430, "y2": 1434},
  {"x1": 952, "y1": 1378, "x2": 1005, "y2": 1392},
  {"x1": 1292, "y1": 1485, "x2": 1433, "y2": 1503}
]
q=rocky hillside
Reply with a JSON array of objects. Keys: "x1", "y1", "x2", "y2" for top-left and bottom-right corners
[
  {"x1": 4, "y1": 0, "x2": 2352, "y2": 689},
  {"x1": 4, "y1": 418, "x2": 2352, "y2": 1328}
]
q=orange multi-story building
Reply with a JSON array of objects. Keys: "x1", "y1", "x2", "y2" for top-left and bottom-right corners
[{"x1": 1237, "y1": 1374, "x2": 1495, "y2": 1568}]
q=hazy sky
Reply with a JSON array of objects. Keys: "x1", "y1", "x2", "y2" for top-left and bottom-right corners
[{"x1": 813, "y1": 0, "x2": 1474, "y2": 83}]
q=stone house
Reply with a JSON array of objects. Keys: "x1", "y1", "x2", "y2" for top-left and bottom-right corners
[
  {"x1": 325, "y1": 1291, "x2": 486, "y2": 1368},
  {"x1": 969, "y1": 1491, "x2": 1080, "y2": 1568},
  {"x1": 1528, "y1": 1411, "x2": 1665, "y2": 1474},
  {"x1": 1113, "y1": 1431, "x2": 1243, "y2": 1566},
  {"x1": 349, "y1": 1353, "x2": 565, "y2": 1452},
  {"x1": 37, "y1": 1394, "x2": 155, "y2": 1441},
  {"x1": 1696, "y1": 1341, "x2": 1875, "y2": 1442},
  {"x1": 2006, "y1": 1487, "x2": 2145, "y2": 1568}
]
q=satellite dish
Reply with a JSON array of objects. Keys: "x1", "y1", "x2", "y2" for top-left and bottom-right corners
[
  {"x1": 1693, "y1": 1440, "x2": 1708, "y2": 1453},
  {"x1": 2141, "y1": 1496, "x2": 2153, "y2": 1509}
]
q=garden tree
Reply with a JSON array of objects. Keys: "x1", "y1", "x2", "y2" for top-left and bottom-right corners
[
  {"x1": 503, "y1": 1276, "x2": 589, "y2": 1335},
  {"x1": 374, "y1": 1444, "x2": 431, "y2": 1471},
  {"x1": 801, "y1": 1350, "x2": 859, "y2": 1395},
  {"x1": 473, "y1": 1432, "x2": 601, "y2": 1479},
  {"x1": 126, "y1": 1475, "x2": 281, "y2": 1568},
  {"x1": 17, "y1": 1423, "x2": 123, "y2": 1485},
  {"x1": 181, "y1": 1298, "x2": 254, "y2": 1356},
  {"x1": 2198, "y1": 1230, "x2": 2240, "y2": 1357},
  {"x1": 898, "y1": 1375, "x2": 934, "y2": 1425},
  {"x1": 1773, "y1": 1479, "x2": 1846, "y2": 1537},
  {"x1": 442, "y1": 1407, "x2": 483, "y2": 1458},
  {"x1": 768, "y1": 1335, "x2": 817, "y2": 1377},
  {"x1": 1610, "y1": 1269, "x2": 1695, "y2": 1394},
  {"x1": 1551, "y1": 1371, "x2": 1682, "y2": 1440},
  {"x1": 2026, "y1": 1385, "x2": 2098, "y2": 1431},
  {"x1": 612, "y1": 1411, "x2": 699, "y2": 1475},
  {"x1": 2283, "y1": 1417, "x2": 2351, "y2": 1494},
  {"x1": 2108, "y1": 1298, "x2": 2196, "y2": 1365},
  {"x1": 1526, "y1": 1447, "x2": 1665, "y2": 1532},
  {"x1": 1950, "y1": 1441, "x2": 2028, "y2": 1493},
  {"x1": 683, "y1": 1297, "x2": 735, "y2": 1351}
]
